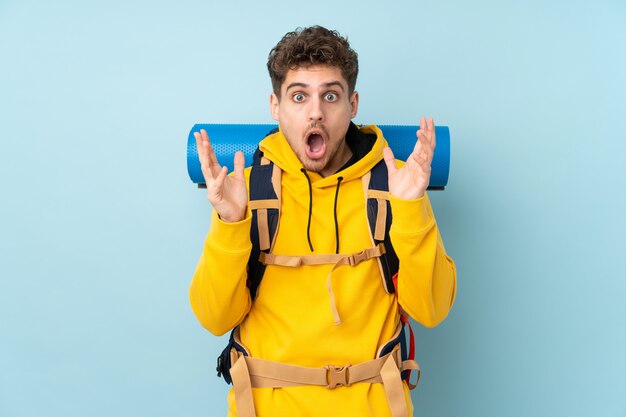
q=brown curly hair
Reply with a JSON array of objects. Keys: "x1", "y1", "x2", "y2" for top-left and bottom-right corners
[{"x1": 267, "y1": 26, "x2": 359, "y2": 97}]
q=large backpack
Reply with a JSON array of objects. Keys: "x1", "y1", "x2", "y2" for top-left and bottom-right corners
[{"x1": 216, "y1": 145, "x2": 418, "y2": 388}]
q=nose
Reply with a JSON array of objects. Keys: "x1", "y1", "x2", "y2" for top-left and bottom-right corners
[{"x1": 307, "y1": 96, "x2": 324, "y2": 122}]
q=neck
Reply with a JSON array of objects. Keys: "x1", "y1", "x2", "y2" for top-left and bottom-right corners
[{"x1": 319, "y1": 139, "x2": 353, "y2": 178}]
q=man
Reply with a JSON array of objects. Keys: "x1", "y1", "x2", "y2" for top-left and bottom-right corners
[{"x1": 190, "y1": 26, "x2": 456, "y2": 417}]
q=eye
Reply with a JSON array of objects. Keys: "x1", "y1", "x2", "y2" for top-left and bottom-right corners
[
  {"x1": 324, "y1": 92, "x2": 338, "y2": 102},
  {"x1": 293, "y1": 93, "x2": 305, "y2": 103}
]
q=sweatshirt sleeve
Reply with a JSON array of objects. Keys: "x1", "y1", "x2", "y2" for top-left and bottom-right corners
[
  {"x1": 389, "y1": 193, "x2": 457, "y2": 327},
  {"x1": 189, "y1": 211, "x2": 253, "y2": 336}
]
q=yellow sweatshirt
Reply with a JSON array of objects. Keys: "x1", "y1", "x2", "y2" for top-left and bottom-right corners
[{"x1": 190, "y1": 125, "x2": 457, "y2": 417}]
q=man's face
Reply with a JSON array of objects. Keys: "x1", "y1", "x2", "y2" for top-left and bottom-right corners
[{"x1": 270, "y1": 65, "x2": 359, "y2": 176}]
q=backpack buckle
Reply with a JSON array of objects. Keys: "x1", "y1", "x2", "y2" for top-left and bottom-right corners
[
  {"x1": 347, "y1": 250, "x2": 367, "y2": 266},
  {"x1": 325, "y1": 364, "x2": 351, "y2": 389}
]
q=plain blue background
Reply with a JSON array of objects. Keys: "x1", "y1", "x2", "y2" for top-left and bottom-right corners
[{"x1": 1, "y1": 1, "x2": 625, "y2": 416}]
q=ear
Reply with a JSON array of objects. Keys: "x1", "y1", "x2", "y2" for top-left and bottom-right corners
[
  {"x1": 349, "y1": 91, "x2": 359, "y2": 118},
  {"x1": 270, "y1": 93, "x2": 280, "y2": 121}
]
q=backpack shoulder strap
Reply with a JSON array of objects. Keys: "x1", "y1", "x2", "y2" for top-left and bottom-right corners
[
  {"x1": 365, "y1": 160, "x2": 419, "y2": 387},
  {"x1": 362, "y1": 159, "x2": 399, "y2": 294},
  {"x1": 247, "y1": 148, "x2": 281, "y2": 300}
]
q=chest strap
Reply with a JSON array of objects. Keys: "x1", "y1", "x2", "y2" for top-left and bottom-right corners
[
  {"x1": 259, "y1": 243, "x2": 386, "y2": 325},
  {"x1": 259, "y1": 243, "x2": 385, "y2": 267},
  {"x1": 229, "y1": 345, "x2": 420, "y2": 417}
]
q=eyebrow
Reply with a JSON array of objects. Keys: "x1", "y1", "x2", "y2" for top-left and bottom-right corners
[
  {"x1": 322, "y1": 81, "x2": 345, "y2": 92},
  {"x1": 285, "y1": 80, "x2": 346, "y2": 93}
]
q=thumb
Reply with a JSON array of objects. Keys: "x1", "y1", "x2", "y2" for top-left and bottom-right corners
[{"x1": 383, "y1": 147, "x2": 398, "y2": 175}]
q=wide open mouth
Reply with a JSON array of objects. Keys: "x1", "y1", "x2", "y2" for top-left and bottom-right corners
[{"x1": 305, "y1": 129, "x2": 327, "y2": 160}]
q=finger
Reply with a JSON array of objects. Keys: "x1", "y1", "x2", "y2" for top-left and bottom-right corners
[
  {"x1": 428, "y1": 117, "x2": 436, "y2": 149},
  {"x1": 411, "y1": 145, "x2": 432, "y2": 173},
  {"x1": 200, "y1": 129, "x2": 222, "y2": 178},
  {"x1": 199, "y1": 130, "x2": 213, "y2": 165},
  {"x1": 200, "y1": 128, "x2": 209, "y2": 143},
  {"x1": 417, "y1": 130, "x2": 434, "y2": 163},
  {"x1": 423, "y1": 117, "x2": 434, "y2": 142},
  {"x1": 411, "y1": 140, "x2": 428, "y2": 165},
  {"x1": 194, "y1": 132, "x2": 208, "y2": 166},
  {"x1": 233, "y1": 151, "x2": 245, "y2": 181},
  {"x1": 209, "y1": 148, "x2": 220, "y2": 172},
  {"x1": 200, "y1": 129, "x2": 216, "y2": 164},
  {"x1": 382, "y1": 146, "x2": 398, "y2": 175},
  {"x1": 211, "y1": 166, "x2": 229, "y2": 195},
  {"x1": 195, "y1": 132, "x2": 214, "y2": 183},
  {"x1": 417, "y1": 129, "x2": 433, "y2": 151},
  {"x1": 201, "y1": 129, "x2": 218, "y2": 164},
  {"x1": 413, "y1": 127, "x2": 427, "y2": 156},
  {"x1": 421, "y1": 116, "x2": 436, "y2": 150},
  {"x1": 412, "y1": 150, "x2": 425, "y2": 167}
]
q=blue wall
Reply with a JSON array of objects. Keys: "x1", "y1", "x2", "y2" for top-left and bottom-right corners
[{"x1": 1, "y1": 1, "x2": 625, "y2": 416}]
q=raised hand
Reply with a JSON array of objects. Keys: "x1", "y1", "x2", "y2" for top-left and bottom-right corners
[
  {"x1": 194, "y1": 129, "x2": 248, "y2": 222},
  {"x1": 382, "y1": 116, "x2": 436, "y2": 200}
]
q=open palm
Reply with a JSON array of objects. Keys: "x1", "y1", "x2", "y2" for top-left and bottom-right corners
[
  {"x1": 194, "y1": 129, "x2": 248, "y2": 222},
  {"x1": 383, "y1": 117, "x2": 436, "y2": 200}
]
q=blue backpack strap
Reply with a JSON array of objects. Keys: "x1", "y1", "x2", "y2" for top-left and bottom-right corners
[
  {"x1": 367, "y1": 159, "x2": 420, "y2": 388},
  {"x1": 247, "y1": 147, "x2": 281, "y2": 300},
  {"x1": 365, "y1": 160, "x2": 399, "y2": 294},
  {"x1": 216, "y1": 327, "x2": 250, "y2": 384},
  {"x1": 217, "y1": 133, "x2": 281, "y2": 385}
]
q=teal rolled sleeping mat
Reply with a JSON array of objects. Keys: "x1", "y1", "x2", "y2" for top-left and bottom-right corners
[{"x1": 187, "y1": 124, "x2": 450, "y2": 189}]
